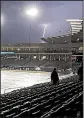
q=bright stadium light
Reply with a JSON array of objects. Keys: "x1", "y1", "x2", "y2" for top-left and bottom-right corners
[
  {"x1": 25, "y1": 7, "x2": 39, "y2": 43},
  {"x1": 25, "y1": 7, "x2": 38, "y2": 17}
]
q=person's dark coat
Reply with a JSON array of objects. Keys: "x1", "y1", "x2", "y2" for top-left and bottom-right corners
[
  {"x1": 77, "y1": 65, "x2": 83, "y2": 81},
  {"x1": 51, "y1": 68, "x2": 59, "y2": 85}
]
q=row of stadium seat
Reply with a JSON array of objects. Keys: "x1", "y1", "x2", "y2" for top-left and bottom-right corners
[
  {"x1": 41, "y1": 92, "x2": 83, "y2": 118},
  {"x1": 1, "y1": 59, "x2": 47, "y2": 67},
  {"x1": 1, "y1": 76, "x2": 78, "y2": 104},
  {"x1": 1, "y1": 79, "x2": 83, "y2": 118},
  {"x1": 1, "y1": 58, "x2": 72, "y2": 69},
  {"x1": 0, "y1": 77, "x2": 81, "y2": 106},
  {"x1": 2, "y1": 91, "x2": 82, "y2": 118}
]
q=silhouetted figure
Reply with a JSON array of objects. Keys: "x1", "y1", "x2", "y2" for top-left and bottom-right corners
[
  {"x1": 51, "y1": 68, "x2": 59, "y2": 85},
  {"x1": 77, "y1": 64, "x2": 83, "y2": 81}
]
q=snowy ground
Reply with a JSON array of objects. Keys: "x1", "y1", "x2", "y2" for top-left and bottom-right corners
[{"x1": 1, "y1": 70, "x2": 74, "y2": 94}]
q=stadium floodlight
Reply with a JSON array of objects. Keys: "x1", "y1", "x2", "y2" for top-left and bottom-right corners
[
  {"x1": 25, "y1": 7, "x2": 38, "y2": 17},
  {"x1": 25, "y1": 7, "x2": 38, "y2": 43}
]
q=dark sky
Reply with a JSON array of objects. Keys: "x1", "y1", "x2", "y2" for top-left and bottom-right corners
[{"x1": 1, "y1": 1, "x2": 82, "y2": 44}]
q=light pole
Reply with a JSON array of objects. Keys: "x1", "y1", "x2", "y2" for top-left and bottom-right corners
[
  {"x1": 25, "y1": 7, "x2": 38, "y2": 69},
  {"x1": 25, "y1": 7, "x2": 38, "y2": 43},
  {"x1": 66, "y1": 20, "x2": 72, "y2": 70},
  {"x1": 1, "y1": 14, "x2": 4, "y2": 26}
]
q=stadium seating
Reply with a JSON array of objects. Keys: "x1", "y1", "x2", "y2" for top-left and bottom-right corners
[{"x1": 1, "y1": 77, "x2": 83, "y2": 118}]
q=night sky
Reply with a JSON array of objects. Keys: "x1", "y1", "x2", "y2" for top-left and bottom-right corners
[{"x1": 1, "y1": 1, "x2": 82, "y2": 44}]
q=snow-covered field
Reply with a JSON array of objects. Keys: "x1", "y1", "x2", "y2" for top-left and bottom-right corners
[{"x1": 1, "y1": 70, "x2": 74, "y2": 94}]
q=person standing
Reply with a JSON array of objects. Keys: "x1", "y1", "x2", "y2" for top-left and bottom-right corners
[
  {"x1": 77, "y1": 64, "x2": 83, "y2": 81},
  {"x1": 51, "y1": 68, "x2": 59, "y2": 85}
]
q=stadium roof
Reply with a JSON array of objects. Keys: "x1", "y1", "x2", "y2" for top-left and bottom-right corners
[
  {"x1": 41, "y1": 34, "x2": 71, "y2": 44},
  {"x1": 66, "y1": 19, "x2": 83, "y2": 35}
]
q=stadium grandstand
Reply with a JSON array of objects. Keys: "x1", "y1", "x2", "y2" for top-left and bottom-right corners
[
  {"x1": 1, "y1": 19, "x2": 83, "y2": 118},
  {"x1": 1, "y1": 19, "x2": 83, "y2": 72}
]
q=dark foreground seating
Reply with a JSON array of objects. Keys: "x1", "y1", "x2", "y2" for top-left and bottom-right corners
[{"x1": 1, "y1": 77, "x2": 83, "y2": 118}]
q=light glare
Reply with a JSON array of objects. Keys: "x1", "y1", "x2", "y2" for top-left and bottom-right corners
[{"x1": 26, "y1": 8, "x2": 38, "y2": 17}]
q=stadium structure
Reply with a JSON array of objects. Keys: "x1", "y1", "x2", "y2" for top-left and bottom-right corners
[
  {"x1": 1, "y1": 19, "x2": 83, "y2": 72},
  {"x1": 1, "y1": 19, "x2": 83, "y2": 118}
]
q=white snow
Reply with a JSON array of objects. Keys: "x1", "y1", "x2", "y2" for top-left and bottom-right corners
[{"x1": 1, "y1": 70, "x2": 74, "y2": 94}]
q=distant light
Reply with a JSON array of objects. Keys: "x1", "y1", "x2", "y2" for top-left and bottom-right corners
[
  {"x1": 35, "y1": 67, "x2": 41, "y2": 71},
  {"x1": 33, "y1": 56, "x2": 36, "y2": 59},
  {"x1": 18, "y1": 48, "x2": 20, "y2": 51},
  {"x1": 25, "y1": 8, "x2": 38, "y2": 17},
  {"x1": 79, "y1": 47, "x2": 83, "y2": 50},
  {"x1": 77, "y1": 38, "x2": 79, "y2": 41},
  {"x1": 42, "y1": 56, "x2": 46, "y2": 59}
]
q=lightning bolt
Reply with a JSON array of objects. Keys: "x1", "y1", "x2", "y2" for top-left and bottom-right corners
[{"x1": 43, "y1": 25, "x2": 47, "y2": 37}]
